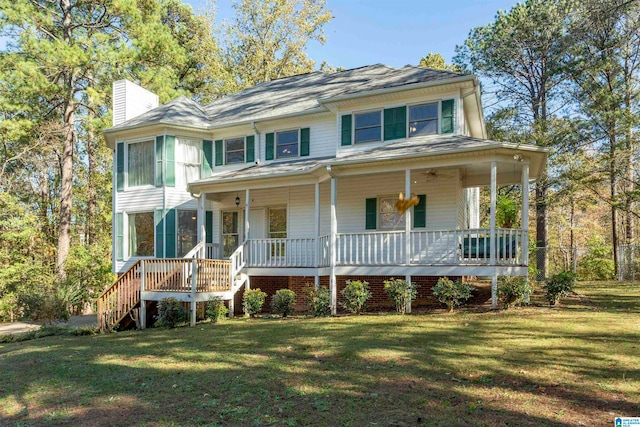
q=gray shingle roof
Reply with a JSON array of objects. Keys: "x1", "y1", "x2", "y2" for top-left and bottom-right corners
[
  {"x1": 108, "y1": 95, "x2": 210, "y2": 131},
  {"x1": 106, "y1": 64, "x2": 467, "y2": 132}
]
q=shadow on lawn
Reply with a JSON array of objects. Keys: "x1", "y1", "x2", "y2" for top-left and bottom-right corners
[{"x1": 1, "y1": 306, "x2": 638, "y2": 426}]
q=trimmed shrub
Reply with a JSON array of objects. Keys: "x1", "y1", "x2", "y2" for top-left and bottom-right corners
[
  {"x1": 341, "y1": 280, "x2": 371, "y2": 314},
  {"x1": 384, "y1": 278, "x2": 417, "y2": 314},
  {"x1": 543, "y1": 270, "x2": 576, "y2": 306},
  {"x1": 243, "y1": 288, "x2": 267, "y2": 317},
  {"x1": 497, "y1": 276, "x2": 532, "y2": 309},
  {"x1": 206, "y1": 296, "x2": 228, "y2": 322},
  {"x1": 271, "y1": 289, "x2": 296, "y2": 317},
  {"x1": 432, "y1": 277, "x2": 474, "y2": 312},
  {"x1": 155, "y1": 298, "x2": 185, "y2": 328},
  {"x1": 306, "y1": 285, "x2": 331, "y2": 317}
]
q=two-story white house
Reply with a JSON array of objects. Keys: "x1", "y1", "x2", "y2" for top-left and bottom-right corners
[{"x1": 99, "y1": 64, "x2": 547, "y2": 330}]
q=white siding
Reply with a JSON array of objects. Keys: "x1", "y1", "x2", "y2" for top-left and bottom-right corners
[
  {"x1": 335, "y1": 171, "x2": 459, "y2": 233},
  {"x1": 112, "y1": 80, "x2": 159, "y2": 127}
]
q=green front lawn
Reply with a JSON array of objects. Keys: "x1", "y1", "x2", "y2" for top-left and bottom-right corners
[{"x1": 1, "y1": 281, "x2": 639, "y2": 426}]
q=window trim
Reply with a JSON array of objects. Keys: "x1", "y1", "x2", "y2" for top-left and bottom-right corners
[
  {"x1": 407, "y1": 101, "x2": 440, "y2": 138},
  {"x1": 224, "y1": 136, "x2": 246, "y2": 165},
  {"x1": 176, "y1": 208, "x2": 198, "y2": 258},
  {"x1": 275, "y1": 129, "x2": 300, "y2": 159},
  {"x1": 377, "y1": 194, "x2": 406, "y2": 230},
  {"x1": 176, "y1": 136, "x2": 202, "y2": 185},
  {"x1": 353, "y1": 109, "x2": 382, "y2": 144},
  {"x1": 267, "y1": 206, "x2": 288, "y2": 238},
  {"x1": 124, "y1": 137, "x2": 156, "y2": 190},
  {"x1": 126, "y1": 210, "x2": 156, "y2": 258},
  {"x1": 220, "y1": 209, "x2": 241, "y2": 258}
]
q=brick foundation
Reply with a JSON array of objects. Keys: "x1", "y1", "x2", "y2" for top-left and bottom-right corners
[{"x1": 236, "y1": 274, "x2": 461, "y2": 314}]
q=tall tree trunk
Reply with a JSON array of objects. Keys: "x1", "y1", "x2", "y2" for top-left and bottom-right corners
[
  {"x1": 610, "y1": 127, "x2": 619, "y2": 276},
  {"x1": 57, "y1": 0, "x2": 74, "y2": 282},
  {"x1": 57, "y1": 82, "x2": 74, "y2": 281},
  {"x1": 624, "y1": 61, "x2": 635, "y2": 245}
]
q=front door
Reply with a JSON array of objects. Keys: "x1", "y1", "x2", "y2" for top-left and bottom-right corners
[{"x1": 222, "y1": 210, "x2": 239, "y2": 258}]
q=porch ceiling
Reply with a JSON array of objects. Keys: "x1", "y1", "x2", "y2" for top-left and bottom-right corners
[{"x1": 187, "y1": 134, "x2": 547, "y2": 194}]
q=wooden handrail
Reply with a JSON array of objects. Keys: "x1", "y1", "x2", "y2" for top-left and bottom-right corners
[{"x1": 97, "y1": 260, "x2": 142, "y2": 332}]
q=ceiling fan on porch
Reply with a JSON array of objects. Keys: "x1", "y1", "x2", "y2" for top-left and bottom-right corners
[{"x1": 420, "y1": 169, "x2": 455, "y2": 182}]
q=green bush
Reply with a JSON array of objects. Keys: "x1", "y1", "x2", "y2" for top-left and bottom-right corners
[
  {"x1": 155, "y1": 298, "x2": 186, "y2": 328},
  {"x1": 577, "y1": 236, "x2": 615, "y2": 280},
  {"x1": 543, "y1": 271, "x2": 575, "y2": 305},
  {"x1": 0, "y1": 292, "x2": 20, "y2": 322},
  {"x1": 497, "y1": 276, "x2": 532, "y2": 309},
  {"x1": 271, "y1": 289, "x2": 296, "y2": 317},
  {"x1": 341, "y1": 280, "x2": 371, "y2": 314},
  {"x1": 306, "y1": 285, "x2": 331, "y2": 317},
  {"x1": 432, "y1": 277, "x2": 474, "y2": 312},
  {"x1": 243, "y1": 288, "x2": 267, "y2": 317},
  {"x1": 206, "y1": 296, "x2": 228, "y2": 322},
  {"x1": 384, "y1": 278, "x2": 417, "y2": 314}
]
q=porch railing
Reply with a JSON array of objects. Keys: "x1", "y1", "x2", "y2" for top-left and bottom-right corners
[
  {"x1": 336, "y1": 231, "x2": 405, "y2": 265},
  {"x1": 242, "y1": 228, "x2": 526, "y2": 268},
  {"x1": 247, "y1": 238, "x2": 316, "y2": 267},
  {"x1": 143, "y1": 258, "x2": 232, "y2": 293}
]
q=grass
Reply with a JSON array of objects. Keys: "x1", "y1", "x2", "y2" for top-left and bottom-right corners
[{"x1": 1, "y1": 281, "x2": 639, "y2": 426}]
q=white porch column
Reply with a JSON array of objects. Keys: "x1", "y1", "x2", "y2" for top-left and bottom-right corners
[
  {"x1": 140, "y1": 259, "x2": 146, "y2": 329},
  {"x1": 245, "y1": 189, "x2": 250, "y2": 242},
  {"x1": 490, "y1": 161, "x2": 498, "y2": 308},
  {"x1": 190, "y1": 258, "x2": 197, "y2": 326},
  {"x1": 330, "y1": 177, "x2": 337, "y2": 315},
  {"x1": 314, "y1": 182, "x2": 320, "y2": 289},
  {"x1": 521, "y1": 164, "x2": 530, "y2": 265},
  {"x1": 197, "y1": 194, "x2": 206, "y2": 258},
  {"x1": 405, "y1": 169, "x2": 412, "y2": 314}
]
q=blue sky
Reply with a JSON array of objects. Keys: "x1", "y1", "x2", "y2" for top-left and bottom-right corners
[{"x1": 186, "y1": 0, "x2": 520, "y2": 69}]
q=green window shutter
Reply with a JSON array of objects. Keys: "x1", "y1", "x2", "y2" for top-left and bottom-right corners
[
  {"x1": 155, "y1": 135, "x2": 164, "y2": 187},
  {"x1": 265, "y1": 133, "x2": 274, "y2": 160},
  {"x1": 341, "y1": 114, "x2": 352, "y2": 146},
  {"x1": 246, "y1": 135, "x2": 255, "y2": 163},
  {"x1": 154, "y1": 208, "x2": 164, "y2": 258},
  {"x1": 115, "y1": 212, "x2": 124, "y2": 261},
  {"x1": 214, "y1": 139, "x2": 223, "y2": 166},
  {"x1": 165, "y1": 135, "x2": 175, "y2": 187},
  {"x1": 202, "y1": 139, "x2": 213, "y2": 177},
  {"x1": 441, "y1": 99, "x2": 455, "y2": 134},
  {"x1": 384, "y1": 106, "x2": 406, "y2": 141},
  {"x1": 413, "y1": 194, "x2": 426, "y2": 228},
  {"x1": 205, "y1": 211, "x2": 213, "y2": 244},
  {"x1": 365, "y1": 198, "x2": 377, "y2": 230},
  {"x1": 165, "y1": 208, "x2": 176, "y2": 258},
  {"x1": 116, "y1": 142, "x2": 124, "y2": 192},
  {"x1": 300, "y1": 128, "x2": 310, "y2": 156}
]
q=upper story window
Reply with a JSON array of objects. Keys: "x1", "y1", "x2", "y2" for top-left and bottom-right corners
[
  {"x1": 225, "y1": 137, "x2": 245, "y2": 164},
  {"x1": 127, "y1": 140, "x2": 154, "y2": 187},
  {"x1": 177, "y1": 138, "x2": 201, "y2": 185},
  {"x1": 409, "y1": 103, "x2": 438, "y2": 136},
  {"x1": 277, "y1": 130, "x2": 299, "y2": 158},
  {"x1": 354, "y1": 111, "x2": 381, "y2": 143}
]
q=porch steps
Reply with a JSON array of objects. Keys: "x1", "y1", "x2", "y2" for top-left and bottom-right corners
[{"x1": 97, "y1": 261, "x2": 246, "y2": 332}]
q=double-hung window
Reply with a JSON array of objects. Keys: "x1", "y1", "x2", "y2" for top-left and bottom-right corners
[
  {"x1": 128, "y1": 211, "x2": 154, "y2": 256},
  {"x1": 177, "y1": 210, "x2": 198, "y2": 257},
  {"x1": 127, "y1": 140, "x2": 154, "y2": 187},
  {"x1": 177, "y1": 138, "x2": 201, "y2": 185},
  {"x1": 354, "y1": 111, "x2": 382, "y2": 143},
  {"x1": 409, "y1": 103, "x2": 439, "y2": 136},
  {"x1": 225, "y1": 137, "x2": 245, "y2": 164},
  {"x1": 269, "y1": 208, "x2": 287, "y2": 257},
  {"x1": 276, "y1": 130, "x2": 299, "y2": 158},
  {"x1": 379, "y1": 196, "x2": 405, "y2": 229}
]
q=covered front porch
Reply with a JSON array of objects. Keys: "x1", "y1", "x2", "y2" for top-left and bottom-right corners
[{"x1": 188, "y1": 144, "x2": 542, "y2": 314}]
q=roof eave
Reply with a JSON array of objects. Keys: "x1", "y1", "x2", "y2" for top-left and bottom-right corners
[{"x1": 318, "y1": 74, "x2": 477, "y2": 105}]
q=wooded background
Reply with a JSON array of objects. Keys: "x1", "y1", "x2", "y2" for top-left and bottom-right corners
[{"x1": 0, "y1": 0, "x2": 637, "y2": 321}]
